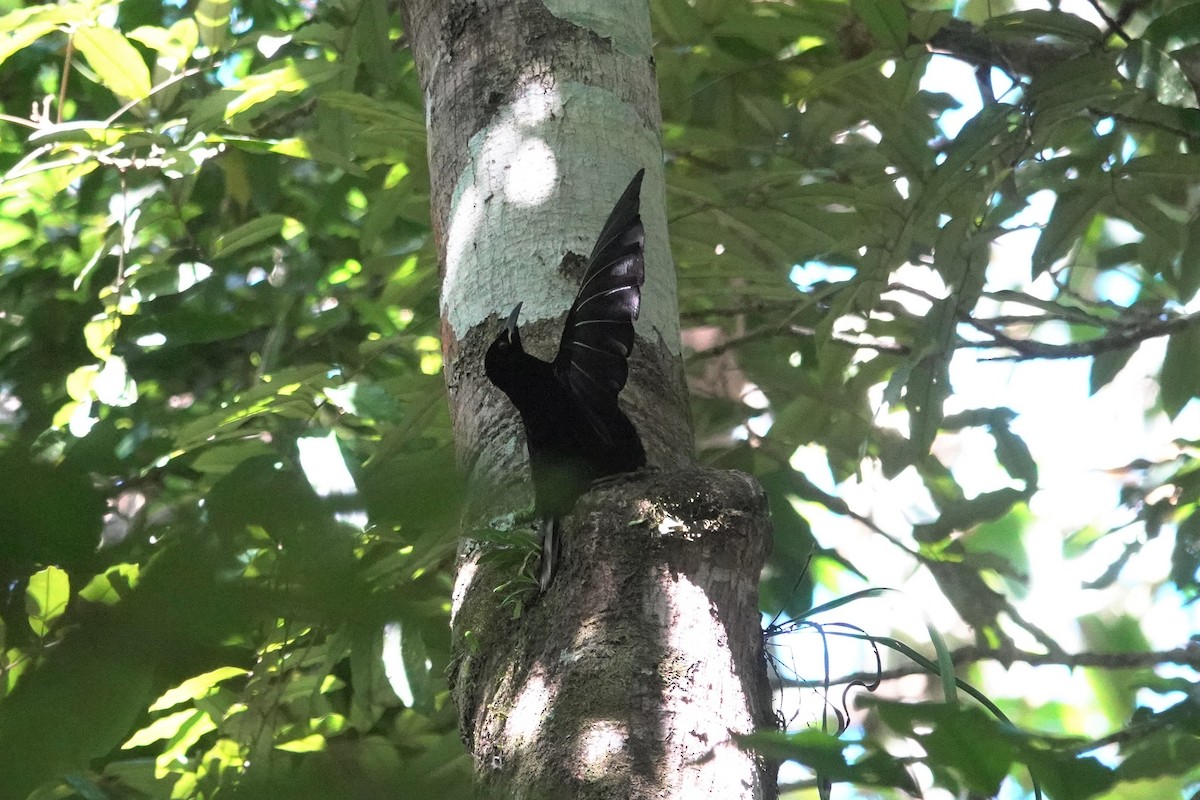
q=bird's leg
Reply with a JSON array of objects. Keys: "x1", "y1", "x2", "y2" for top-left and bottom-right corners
[{"x1": 537, "y1": 517, "x2": 560, "y2": 592}]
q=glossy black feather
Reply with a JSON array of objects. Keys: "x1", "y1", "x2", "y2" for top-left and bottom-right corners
[
  {"x1": 553, "y1": 171, "x2": 646, "y2": 443},
  {"x1": 484, "y1": 171, "x2": 647, "y2": 585}
]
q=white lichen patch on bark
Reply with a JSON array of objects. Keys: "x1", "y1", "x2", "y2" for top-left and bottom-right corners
[
  {"x1": 441, "y1": 78, "x2": 679, "y2": 357},
  {"x1": 542, "y1": 0, "x2": 653, "y2": 56}
]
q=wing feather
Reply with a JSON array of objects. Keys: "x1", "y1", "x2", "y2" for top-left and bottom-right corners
[{"x1": 553, "y1": 170, "x2": 646, "y2": 442}]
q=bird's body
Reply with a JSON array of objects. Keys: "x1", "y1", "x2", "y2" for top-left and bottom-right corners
[{"x1": 485, "y1": 170, "x2": 647, "y2": 589}]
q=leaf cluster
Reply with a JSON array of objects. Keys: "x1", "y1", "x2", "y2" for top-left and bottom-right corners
[
  {"x1": 2, "y1": 0, "x2": 1200, "y2": 798},
  {"x1": 1, "y1": 0, "x2": 466, "y2": 797}
]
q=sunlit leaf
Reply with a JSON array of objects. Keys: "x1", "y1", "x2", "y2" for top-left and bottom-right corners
[
  {"x1": 25, "y1": 566, "x2": 70, "y2": 638},
  {"x1": 195, "y1": 0, "x2": 232, "y2": 52},
  {"x1": 123, "y1": 710, "x2": 197, "y2": 749},
  {"x1": 78, "y1": 564, "x2": 140, "y2": 606},
  {"x1": 155, "y1": 711, "x2": 218, "y2": 775},
  {"x1": 275, "y1": 734, "x2": 327, "y2": 753},
  {"x1": 0, "y1": 4, "x2": 88, "y2": 66},
  {"x1": 187, "y1": 61, "x2": 344, "y2": 131},
  {"x1": 73, "y1": 25, "x2": 152, "y2": 106},
  {"x1": 149, "y1": 667, "x2": 250, "y2": 712}
]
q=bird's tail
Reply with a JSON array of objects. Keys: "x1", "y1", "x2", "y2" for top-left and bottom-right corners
[{"x1": 538, "y1": 517, "x2": 560, "y2": 592}]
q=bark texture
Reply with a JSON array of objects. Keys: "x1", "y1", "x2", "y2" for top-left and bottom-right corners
[
  {"x1": 451, "y1": 469, "x2": 777, "y2": 798},
  {"x1": 402, "y1": 1, "x2": 778, "y2": 796}
]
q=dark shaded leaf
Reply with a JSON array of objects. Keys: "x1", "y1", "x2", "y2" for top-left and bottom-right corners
[
  {"x1": 1031, "y1": 188, "x2": 1101, "y2": 275},
  {"x1": 850, "y1": 0, "x2": 909, "y2": 51},
  {"x1": 1170, "y1": 510, "x2": 1200, "y2": 597},
  {"x1": 1161, "y1": 324, "x2": 1200, "y2": 418}
]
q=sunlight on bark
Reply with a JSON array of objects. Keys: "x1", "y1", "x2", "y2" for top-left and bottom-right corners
[
  {"x1": 450, "y1": 557, "x2": 478, "y2": 624},
  {"x1": 504, "y1": 666, "x2": 553, "y2": 747},
  {"x1": 576, "y1": 719, "x2": 628, "y2": 773}
]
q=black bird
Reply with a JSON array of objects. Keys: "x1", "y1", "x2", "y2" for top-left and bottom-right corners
[{"x1": 485, "y1": 169, "x2": 647, "y2": 590}]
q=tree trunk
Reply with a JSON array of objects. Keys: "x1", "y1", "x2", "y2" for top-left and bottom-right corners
[{"x1": 401, "y1": 1, "x2": 778, "y2": 796}]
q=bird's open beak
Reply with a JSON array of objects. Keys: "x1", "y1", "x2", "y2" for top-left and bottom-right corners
[{"x1": 504, "y1": 303, "x2": 522, "y2": 335}]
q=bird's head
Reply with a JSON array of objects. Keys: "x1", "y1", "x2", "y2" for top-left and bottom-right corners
[{"x1": 484, "y1": 303, "x2": 524, "y2": 379}]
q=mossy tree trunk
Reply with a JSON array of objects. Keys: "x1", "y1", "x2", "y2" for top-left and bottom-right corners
[{"x1": 402, "y1": 1, "x2": 778, "y2": 796}]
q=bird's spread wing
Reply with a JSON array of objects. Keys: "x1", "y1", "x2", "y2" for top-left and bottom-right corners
[{"x1": 553, "y1": 170, "x2": 646, "y2": 444}]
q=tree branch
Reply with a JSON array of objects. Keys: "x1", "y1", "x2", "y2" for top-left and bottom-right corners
[
  {"x1": 1084, "y1": 0, "x2": 1134, "y2": 43},
  {"x1": 963, "y1": 310, "x2": 1200, "y2": 359},
  {"x1": 685, "y1": 323, "x2": 911, "y2": 362},
  {"x1": 925, "y1": 17, "x2": 1088, "y2": 77},
  {"x1": 776, "y1": 645, "x2": 1200, "y2": 690}
]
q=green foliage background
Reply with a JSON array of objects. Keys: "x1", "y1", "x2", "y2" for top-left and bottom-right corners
[{"x1": 0, "y1": 0, "x2": 1198, "y2": 798}]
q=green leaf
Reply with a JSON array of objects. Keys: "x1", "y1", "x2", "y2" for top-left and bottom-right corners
[
  {"x1": 212, "y1": 213, "x2": 287, "y2": 257},
  {"x1": 1032, "y1": 188, "x2": 1102, "y2": 275},
  {"x1": 1178, "y1": 216, "x2": 1200, "y2": 298},
  {"x1": 982, "y1": 10, "x2": 1102, "y2": 42},
  {"x1": 922, "y1": 710, "x2": 1015, "y2": 795},
  {"x1": 122, "y1": 708, "x2": 211, "y2": 749},
  {"x1": 61, "y1": 773, "x2": 112, "y2": 800},
  {"x1": 26, "y1": 565, "x2": 70, "y2": 638},
  {"x1": 1118, "y1": 154, "x2": 1200, "y2": 183},
  {"x1": 275, "y1": 733, "x2": 327, "y2": 753},
  {"x1": 1118, "y1": 725, "x2": 1200, "y2": 781},
  {"x1": 130, "y1": 308, "x2": 261, "y2": 345},
  {"x1": 78, "y1": 563, "x2": 140, "y2": 606},
  {"x1": 0, "y1": 4, "x2": 89, "y2": 66},
  {"x1": 850, "y1": 0, "x2": 909, "y2": 51},
  {"x1": 149, "y1": 667, "x2": 250, "y2": 712},
  {"x1": 354, "y1": 0, "x2": 393, "y2": 83},
  {"x1": 157, "y1": 709, "x2": 219, "y2": 769},
  {"x1": 317, "y1": 91, "x2": 433, "y2": 136},
  {"x1": 188, "y1": 61, "x2": 344, "y2": 132},
  {"x1": 172, "y1": 364, "x2": 328, "y2": 451},
  {"x1": 0, "y1": 453, "x2": 104, "y2": 568},
  {"x1": 874, "y1": 702, "x2": 1015, "y2": 795},
  {"x1": 1161, "y1": 324, "x2": 1200, "y2": 418},
  {"x1": 965, "y1": 508, "x2": 1031, "y2": 580},
  {"x1": 1170, "y1": 510, "x2": 1200, "y2": 596},
  {"x1": 739, "y1": 729, "x2": 918, "y2": 792},
  {"x1": 73, "y1": 25, "x2": 152, "y2": 105},
  {"x1": 1089, "y1": 346, "x2": 1135, "y2": 395},
  {"x1": 923, "y1": 106, "x2": 1017, "y2": 236},
  {"x1": 896, "y1": 299, "x2": 957, "y2": 463},
  {"x1": 992, "y1": 424, "x2": 1038, "y2": 488},
  {"x1": 191, "y1": 440, "x2": 279, "y2": 474},
  {"x1": 196, "y1": 0, "x2": 232, "y2": 52},
  {"x1": 1022, "y1": 749, "x2": 1115, "y2": 800}
]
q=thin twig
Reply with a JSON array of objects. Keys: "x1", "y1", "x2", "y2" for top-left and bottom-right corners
[
  {"x1": 778, "y1": 645, "x2": 1200, "y2": 690},
  {"x1": 0, "y1": 113, "x2": 40, "y2": 128},
  {"x1": 1084, "y1": 0, "x2": 1134, "y2": 43},
  {"x1": 105, "y1": 64, "x2": 212, "y2": 126},
  {"x1": 965, "y1": 311, "x2": 1200, "y2": 360},
  {"x1": 58, "y1": 32, "x2": 74, "y2": 125}
]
